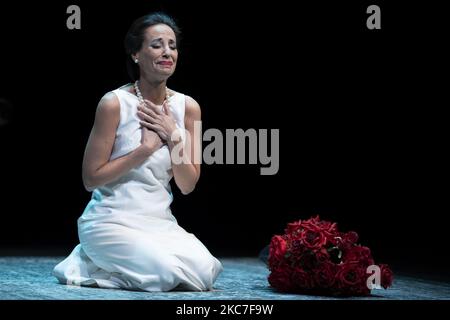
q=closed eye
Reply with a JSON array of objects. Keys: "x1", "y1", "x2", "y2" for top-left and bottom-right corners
[{"x1": 150, "y1": 38, "x2": 177, "y2": 50}]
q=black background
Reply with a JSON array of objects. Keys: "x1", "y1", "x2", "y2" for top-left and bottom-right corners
[{"x1": 0, "y1": 1, "x2": 448, "y2": 277}]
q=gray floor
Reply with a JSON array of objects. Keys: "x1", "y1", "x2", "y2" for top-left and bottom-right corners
[{"x1": 0, "y1": 257, "x2": 449, "y2": 300}]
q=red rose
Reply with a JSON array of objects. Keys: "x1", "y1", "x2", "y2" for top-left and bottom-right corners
[
  {"x1": 287, "y1": 237, "x2": 306, "y2": 257},
  {"x1": 291, "y1": 267, "x2": 314, "y2": 290},
  {"x1": 314, "y1": 262, "x2": 337, "y2": 288},
  {"x1": 268, "y1": 265, "x2": 295, "y2": 292},
  {"x1": 379, "y1": 264, "x2": 394, "y2": 289},
  {"x1": 268, "y1": 216, "x2": 392, "y2": 296},
  {"x1": 335, "y1": 262, "x2": 369, "y2": 295},
  {"x1": 334, "y1": 233, "x2": 353, "y2": 251},
  {"x1": 268, "y1": 235, "x2": 287, "y2": 270},
  {"x1": 316, "y1": 247, "x2": 331, "y2": 264},
  {"x1": 298, "y1": 250, "x2": 318, "y2": 270},
  {"x1": 300, "y1": 216, "x2": 319, "y2": 230},
  {"x1": 317, "y1": 219, "x2": 338, "y2": 235},
  {"x1": 300, "y1": 226, "x2": 327, "y2": 250},
  {"x1": 284, "y1": 220, "x2": 302, "y2": 235},
  {"x1": 343, "y1": 245, "x2": 374, "y2": 266},
  {"x1": 343, "y1": 231, "x2": 359, "y2": 244}
]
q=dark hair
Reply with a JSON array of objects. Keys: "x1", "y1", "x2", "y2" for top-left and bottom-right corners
[{"x1": 124, "y1": 12, "x2": 181, "y2": 81}]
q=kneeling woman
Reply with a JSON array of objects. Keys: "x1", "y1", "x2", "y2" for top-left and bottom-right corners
[{"x1": 53, "y1": 12, "x2": 223, "y2": 292}]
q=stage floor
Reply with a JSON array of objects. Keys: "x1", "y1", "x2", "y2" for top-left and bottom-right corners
[{"x1": 1, "y1": 257, "x2": 449, "y2": 300}]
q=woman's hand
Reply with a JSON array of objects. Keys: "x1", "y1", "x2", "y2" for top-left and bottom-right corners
[
  {"x1": 140, "y1": 125, "x2": 164, "y2": 156},
  {"x1": 137, "y1": 100, "x2": 179, "y2": 143}
]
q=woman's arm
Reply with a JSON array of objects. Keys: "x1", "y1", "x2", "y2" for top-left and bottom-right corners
[
  {"x1": 167, "y1": 96, "x2": 201, "y2": 195},
  {"x1": 82, "y1": 93, "x2": 159, "y2": 191}
]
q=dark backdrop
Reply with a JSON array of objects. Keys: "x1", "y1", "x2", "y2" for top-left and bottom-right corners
[{"x1": 0, "y1": 1, "x2": 447, "y2": 276}]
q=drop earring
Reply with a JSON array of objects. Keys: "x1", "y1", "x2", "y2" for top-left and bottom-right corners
[{"x1": 134, "y1": 58, "x2": 139, "y2": 64}]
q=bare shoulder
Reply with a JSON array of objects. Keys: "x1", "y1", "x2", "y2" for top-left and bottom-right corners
[
  {"x1": 93, "y1": 92, "x2": 120, "y2": 128},
  {"x1": 184, "y1": 95, "x2": 201, "y2": 120},
  {"x1": 96, "y1": 92, "x2": 120, "y2": 117}
]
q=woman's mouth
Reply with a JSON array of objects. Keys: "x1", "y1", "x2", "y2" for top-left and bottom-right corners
[{"x1": 157, "y1": 61, "x2": 173, "y2": 67}]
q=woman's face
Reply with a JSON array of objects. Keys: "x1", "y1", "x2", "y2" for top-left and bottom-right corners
[{"x1": 135, "y1": 23, "x2": 178, "y2": 81}]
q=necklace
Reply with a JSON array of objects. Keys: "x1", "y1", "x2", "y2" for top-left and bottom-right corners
[{"x1": 134, "y1": 80, "x2": 169, "y2": 107}]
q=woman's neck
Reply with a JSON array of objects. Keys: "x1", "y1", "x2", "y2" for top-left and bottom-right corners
[{"x1": 136, "y1": 78, "x2": 167, "y2": 105}]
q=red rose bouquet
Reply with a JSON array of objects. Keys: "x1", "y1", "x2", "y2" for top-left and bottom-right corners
[{"x1": 268, "y1": 216, "x2": 393, "y2": 296}]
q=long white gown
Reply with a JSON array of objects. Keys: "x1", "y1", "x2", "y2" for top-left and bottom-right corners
[{"x1": 52, "y1": 85, "x2": 223, "y2": 291}]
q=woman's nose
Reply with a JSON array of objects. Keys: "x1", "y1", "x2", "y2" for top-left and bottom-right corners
[{"x1": 162, "y1": 45, "x2": 172, "y2": 56}]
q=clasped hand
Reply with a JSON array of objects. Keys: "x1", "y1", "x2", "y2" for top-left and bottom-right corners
[{"x1": 137, "y1": 99, "x2": 178, "y2": 143}]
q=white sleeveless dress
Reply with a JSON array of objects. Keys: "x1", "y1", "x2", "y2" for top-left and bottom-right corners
[{"x1": 52, "y1": 85, "x2": 223, "y2": 292}]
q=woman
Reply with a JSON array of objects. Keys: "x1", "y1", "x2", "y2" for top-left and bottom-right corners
[{"x1": 53, "y1": 12, "x2": 223, "y2": 292}]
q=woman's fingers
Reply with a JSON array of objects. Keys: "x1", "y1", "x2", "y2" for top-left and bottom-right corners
[
  {"x1": 138, "y1": 104, "x2": 159, "y2": 118},
  {"x1": 137, "y1": 111, "x2": 160, "y2": 124},
  {"x1": 140, "y1": 121, "x2": 161, "y2": 132},
  {"x1": 162, "y1": 101, "x2": 168, "y2": 115},
  {"x1": 143, "y1": 99, "x2": 163, "y2": 114},
  {"x1": 137, "y1": 100, "x2": 175, "y2": 141},
  {"x1": 140, "y1": 121, "x2": 165, "y2": 140}
]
